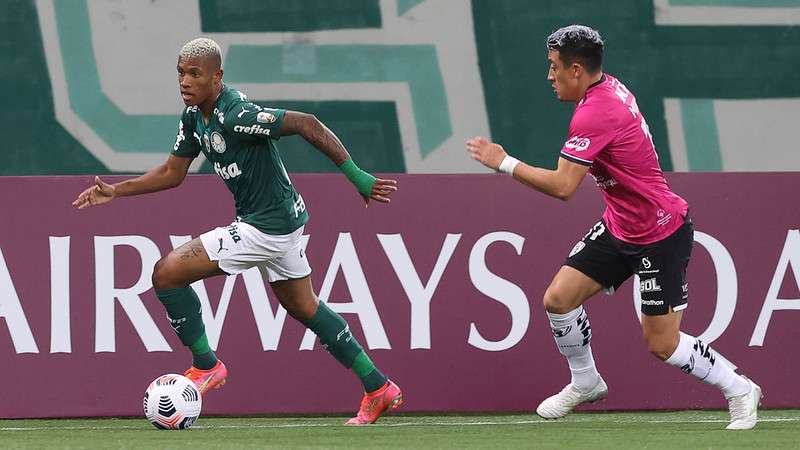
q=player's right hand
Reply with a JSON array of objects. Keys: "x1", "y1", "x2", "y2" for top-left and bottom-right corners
[
  {"x1": 72, "y1": 176, "x2": 116, "y2": 209},
  {"x1": 466, "y1": 136, "x2": 507, "y2": 170}
]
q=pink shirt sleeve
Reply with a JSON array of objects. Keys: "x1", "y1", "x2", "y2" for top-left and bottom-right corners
[{"x1": 559, "y1": 105, "x2": 616, "y2": 166}]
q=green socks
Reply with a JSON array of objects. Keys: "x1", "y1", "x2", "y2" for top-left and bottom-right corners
[
  {"x1": 155, "y1": 287, "x2": 218, "y2": 370},
  {"x1": 304, "y1": 301, "x2": 388, "y2": 393},
  {"x1": 353, "y1": 352, "x2": 389, "y2": 393},
  {"x1": 155, "y1": 287, "x2": 385, "y2": 388},
  {"x1": 189, "y1": 334, "x2": 218, "y2": 370}
]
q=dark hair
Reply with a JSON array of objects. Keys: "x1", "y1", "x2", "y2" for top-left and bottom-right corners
[{"x1": 546, "y1": 25, "x2": 604, "y2": 73}]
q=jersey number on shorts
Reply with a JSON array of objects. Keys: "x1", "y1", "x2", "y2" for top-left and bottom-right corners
[{"x1": 584, "y1": 221, "x2": 606, "y2": 241}]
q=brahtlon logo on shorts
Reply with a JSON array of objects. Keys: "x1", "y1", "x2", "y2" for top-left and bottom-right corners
[{"x1": 641, "y1": 299, "x2": 665, "y2": 306}]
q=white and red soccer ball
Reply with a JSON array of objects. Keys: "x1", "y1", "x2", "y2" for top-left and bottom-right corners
[{"x1": 143, "y1": 374, "x2": 202, "y2": 430}]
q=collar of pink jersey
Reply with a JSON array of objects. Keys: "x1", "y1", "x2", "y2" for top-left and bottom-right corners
[{"x1": 579, "y1": 73, "x2": 607, "y2": 105}]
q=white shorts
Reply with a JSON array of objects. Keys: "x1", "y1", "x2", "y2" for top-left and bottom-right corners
[{"x1": 200, "y1": 221, "x2": 311, "y2": 283}]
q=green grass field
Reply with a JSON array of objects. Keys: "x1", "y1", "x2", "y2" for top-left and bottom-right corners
[{"x1": 2, "y1": 410, "x2": 799, "y2": 449}]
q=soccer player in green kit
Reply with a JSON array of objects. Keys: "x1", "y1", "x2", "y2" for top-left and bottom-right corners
[{"x1": 72, "y1": 38, "x2": 402, "y2": 425}]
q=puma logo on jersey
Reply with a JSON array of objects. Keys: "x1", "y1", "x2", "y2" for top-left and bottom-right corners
[{"x1": 237, "y1": 106, "x2": 249, "y2": 118}]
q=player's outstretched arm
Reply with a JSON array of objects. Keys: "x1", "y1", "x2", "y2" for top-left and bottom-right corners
[
  {"x1": 280, "y1": 111, "x2": 397, "y2": 206},
  {"x1": 466, "y1": 136, "x2": 588, "y2": 201},
  {"x1": 72, "y1": 155, "x2": 194, "y2": 209}
]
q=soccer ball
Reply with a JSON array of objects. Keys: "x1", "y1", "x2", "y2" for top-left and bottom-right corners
[{"x1": 143, "y1": 374, "x2": 202, "y2": 430}]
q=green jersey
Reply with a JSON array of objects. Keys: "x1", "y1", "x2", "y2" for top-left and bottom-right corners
[{"x1": 172, "y1": 85, "x2": 308, "y2": 235}]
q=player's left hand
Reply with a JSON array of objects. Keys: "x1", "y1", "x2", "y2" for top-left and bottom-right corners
[
  {"x1": 466, "y1": 136, "x2": 507, "y2": 170},
  {"x1": 363, "y1": 178, "x2": 397, "y2": 207}
]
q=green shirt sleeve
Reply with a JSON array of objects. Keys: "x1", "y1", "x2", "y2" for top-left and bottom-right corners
[
  {"x1": 171, "y1": 107, "x2": 201, "y2": 158},
  {"x1": 223, "y1": 101, "x2": 286, "y2": 141}
]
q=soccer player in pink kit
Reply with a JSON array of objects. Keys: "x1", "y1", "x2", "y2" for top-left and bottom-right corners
[{"x1": 466, "y1": 25, "x2": 761, "y2": 430}]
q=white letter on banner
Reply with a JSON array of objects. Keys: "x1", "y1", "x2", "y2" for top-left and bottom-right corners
[
  {"x1": 94, "y1": 236, "x2": 171, "y2": 352},
  {"x1": 169, "y1": 235, "x2": 304, "y2": 351},
  {"x1": 300, "y1": 233, "x2": 390, "y2": 350},
  {"x1": 378, "y1": 233, "x2": 461, "y2": 349},
  {"x1": 467, "y1": 232, "x2": 530, "y2": 352},
  {"x1": 0, "y1": 248, "x2": 39, "y2": 353},
  {"x1": 50, "y1": 236, "x2": 72, "y2": 353},
  {"x1": 750, "y1": 230, "x2": 800, "y2": 346}
]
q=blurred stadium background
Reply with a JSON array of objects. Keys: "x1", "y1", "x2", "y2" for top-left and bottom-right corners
[{"x1": 1, "y1": 0, "x2": 799, "y2": 448}]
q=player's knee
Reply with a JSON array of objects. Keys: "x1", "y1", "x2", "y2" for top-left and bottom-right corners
[
  {"x1": 152, "y1": 258, "x2": 179, "y2": 290},
  {"x1": 543, "y1": 287, "x2": 572, "y2": 314},
  {"x1": 280, "y1": 294, "x2": 319, "y2": 322}
]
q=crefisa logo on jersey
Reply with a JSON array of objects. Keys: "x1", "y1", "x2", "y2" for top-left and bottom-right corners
[
  {"x1": 565, "y1": 136, "x2": 591, "y2": 152},
  {"x1": 210, "y1": 132, "x2": 226, "y2": 153},
  {"x1": 234, "y1": 124, "x2": 271, "y2": 136}
]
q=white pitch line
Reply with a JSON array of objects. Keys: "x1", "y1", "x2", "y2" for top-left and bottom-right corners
[{"x1": 1, "y1": 417, "x2": 799, "y2": 431}]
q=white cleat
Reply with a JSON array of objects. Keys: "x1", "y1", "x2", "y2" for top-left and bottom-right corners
[
  {"x1": 536, "y1": 377, "x2": 608, "y2": 419},
  {"x1": 726, "y1": 376, "x2": 762, "y2": 430}
]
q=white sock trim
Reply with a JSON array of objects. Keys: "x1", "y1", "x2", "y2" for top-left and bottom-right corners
[{"x1": 547, "y1": 306, "x2": 583, "y2": 327}]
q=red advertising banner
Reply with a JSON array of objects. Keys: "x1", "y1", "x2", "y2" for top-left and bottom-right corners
[{"x1": 0, "y1": 173, "x2": 797, "y2": 418}]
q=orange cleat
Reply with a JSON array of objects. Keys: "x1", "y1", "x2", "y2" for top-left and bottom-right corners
[
  {"x1": 345, "y1": 380, "x2": 403, "y2": 425},
  {"x1": 184, "y1": 360, "x2": 228, "y2": 396}
]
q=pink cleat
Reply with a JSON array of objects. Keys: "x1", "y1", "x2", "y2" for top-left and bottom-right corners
[
  {"x1": 345, "y1": 380, "x2": 403, "y2": 425},
  {"x1": 184, "y1": 360, "x2": 227, "y2": 396}
]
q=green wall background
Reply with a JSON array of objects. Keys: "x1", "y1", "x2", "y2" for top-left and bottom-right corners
[{"x1": 4, "y1": 0, "x2": 799, "y2": 174}]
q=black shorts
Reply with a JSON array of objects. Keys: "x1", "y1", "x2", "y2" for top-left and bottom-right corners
[{"x1": 564, "y1": 216, "x2": 694, "y2": 316}]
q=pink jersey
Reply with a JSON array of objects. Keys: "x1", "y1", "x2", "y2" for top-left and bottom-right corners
[{"x1": 560, "y1": 74, "x2": 688, "y2": 245}]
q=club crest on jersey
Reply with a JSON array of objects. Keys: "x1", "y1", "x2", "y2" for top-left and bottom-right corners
[
  {"x1": 257, "y1": 111, "x2": 276, "y2": 123},
  {"x1": 565, "y1": 136, "x2": 591, "y2": 152},
  {"x1": 210, "y1": 132, "x2": 226, "y2": 153}
]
